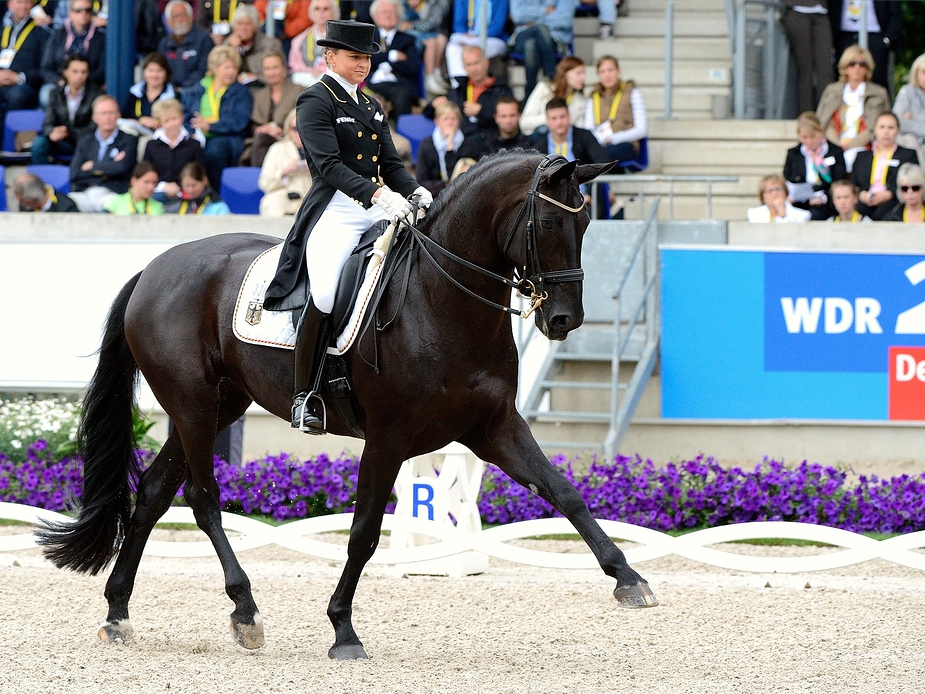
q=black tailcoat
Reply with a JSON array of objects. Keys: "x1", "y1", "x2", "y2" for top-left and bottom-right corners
[{"x1": 264, "y1": 73, "x2": 419, "y2": 312}]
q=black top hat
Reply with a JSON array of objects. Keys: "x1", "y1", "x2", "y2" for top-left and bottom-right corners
[{"x1": 316, "y1": 20, "x2": 380, "y2": 54}]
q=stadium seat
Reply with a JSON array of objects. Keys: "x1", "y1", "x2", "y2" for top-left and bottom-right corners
[
  {"x1": 26, "y1": 164, "x2": 71, "y2": 193},
  {"x1": 220, "y1": 166, "x2": 263, "y2": 214},
  {"x1": 0, "y1": 164, "x2": 6, "y2": 211},
  {"x1": 396, "y1": 113, "x2": 434, "y2": 164},
  {"x1": 2, "y1": 109, "x2": 44, "y2": 156}
]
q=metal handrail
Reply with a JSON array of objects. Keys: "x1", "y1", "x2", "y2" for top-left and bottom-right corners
[{"x1": 590, "y1": 174, "x2": 739, "y2": 220}]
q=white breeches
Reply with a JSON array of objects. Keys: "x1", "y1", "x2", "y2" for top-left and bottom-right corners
[{"x1": 306, "y1": 190, "x2": 390, "y2": 314}]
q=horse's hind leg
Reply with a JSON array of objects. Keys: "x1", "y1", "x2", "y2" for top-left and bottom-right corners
[
  {"x1": 465, "y1": 418, "x2": 658, "y2": 608},
  {"x1": 326, "y1": 446, "x2": 405, "y2": 660},
  {"x1": 174, "y1": 390, "x2": 264, "y2": 650},
  {"x1": 99, "y1": 432, "x2": 187, "y2": 643}
]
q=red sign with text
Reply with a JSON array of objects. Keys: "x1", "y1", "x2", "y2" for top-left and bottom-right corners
[{"x1": 888, "y1": 346, "x2": 925, "y2": 420}]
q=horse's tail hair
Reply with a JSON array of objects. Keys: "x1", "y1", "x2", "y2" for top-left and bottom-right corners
[{"x1": 36, "y1": 272, "x2": 144, "y2": 575}]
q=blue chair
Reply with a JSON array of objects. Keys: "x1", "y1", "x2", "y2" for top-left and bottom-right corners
[
  {"x1": 0, "y1": 164, "x2": 6, "y2": 211},
  {"x1": 620, "y1": 137, "x2": 649, "y2": 173},
  {"x1": 2, "y1": 109, "x2": 44, "y2": 153},
  {"x1": 26, "y1": 164, "x2": 71, "y2": 193},
  {"x1": 220, "y1": 166, "x2": 263, "y2": 215},
  {"x1": 396, "y1": 113, "x2": 434, "y2": 164}
]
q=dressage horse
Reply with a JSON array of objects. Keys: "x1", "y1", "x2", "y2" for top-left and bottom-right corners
[{"x1": 38, "y1": 152, "x2": 657, "y2": 659}]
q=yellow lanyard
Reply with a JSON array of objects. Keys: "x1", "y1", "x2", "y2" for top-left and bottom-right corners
[
  {"x1": 179, "y1": 195, "x2": 211, "y2": 215},
  {"x1": 128, "y1": 197, "x2": 151, "y2": 215},
  {"x1": 593, "y1": 81, "x2": 626, "y2": 125},
  {"x1": 554, "y1": 141, "x2": 568, "y2": 157},
  {"x1": 467, "y1": 0, "x2": 475, "y2": 32},
  {"x1": 835, "y1": 211, "x2": 860, "y2": 222},
  {"x1": 302, "y1": 31, "x2": 315, "y2": 65},
  {"x1": 869, "y1": 148, "x2": 894, "y2": 187},
  {"x1": 135, "y1": 99, "x2": 142, "y2": 117},
  {"x1": 207, "y1": 83, "x2": 226, "y2": 121},
  {"x1": 903, "y1": 206, "x2": 924, "y2": 222},
  {"x1": 1, "y1": 18, "x2": 35, "y2": 51},
  {"x1": 214, "y1": 0, "x2": 237, "y2": 23},
  {"x1": 466, "y1": 83, "x2": 473, "y2": 103}
]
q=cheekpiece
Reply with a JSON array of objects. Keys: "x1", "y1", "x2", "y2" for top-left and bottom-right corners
[{"x1": 316, "y1": 20, "x2": 380, "y2": 54}]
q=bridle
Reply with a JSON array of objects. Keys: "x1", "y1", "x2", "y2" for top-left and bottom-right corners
[{"x1": 403, "y1": 155, "x2": 586, "y2": 319}]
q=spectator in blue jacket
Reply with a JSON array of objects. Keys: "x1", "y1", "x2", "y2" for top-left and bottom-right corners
[
  {"x1": 182, "y1": 43, "x2": 253, "y2": 189},
  {"x1": 508, "y1": 0, "x2": 575, "y2": 102},
  {"x1": 0, "y1": 0, "x2": 50, "y2": 126},
  {"x1": 445, "y1": 0, "x2": 507, "y2": 88},
  {"x1": 159, "y1": 0, "x2": 214, "y2": 93},
  {"x1": 38, "y1": 0, "x2": 104, "y2": 107}
]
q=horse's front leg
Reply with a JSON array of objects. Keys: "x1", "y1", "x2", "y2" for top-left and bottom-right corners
[
  {"x1": 327, "y1": 445, "x2": 404, "y2": 660},
  {"x1": 465, "y1": 416, "x2": 658, "y2": 608}
]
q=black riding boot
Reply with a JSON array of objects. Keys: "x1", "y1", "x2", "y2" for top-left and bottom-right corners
[{"x1": 292, "y1": 298, "x2": 331, "y2": 434}]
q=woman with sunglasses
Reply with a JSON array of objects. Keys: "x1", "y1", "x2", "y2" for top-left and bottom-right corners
[
  {"x1": 851, "y1": 111, "x2": 918, "y2": 220},
  {"x1": 747, "y1": 173, "x2": 812, "y2": 223},
  {"x1": 816, "y1": 45, "x2": 890, "y2": 172},
  {"x1": 885, "y1": 163, "x2": 925, "y2": 222}
]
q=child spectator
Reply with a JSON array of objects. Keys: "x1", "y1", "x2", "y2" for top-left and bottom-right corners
[
  {"x1": 143, "y1": 97, "x2": 203, "y2": 201},
  {"x1": 32, "y1": 54, "x2": 104, "y2": 164},
  {"x1": 165, "y1": 160, "x2": 231, "y2": 214},
  {"x1": 826, "y1": 179, "x2": 870, "y2": 222},
  {"x1": 104, "y1": 161, "x2": 165, "y2": 215}
]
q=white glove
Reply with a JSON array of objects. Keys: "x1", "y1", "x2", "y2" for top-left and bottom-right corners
[
  {"x1": 412, "y1": 185, "x2": 433, "y2": 209},
  {"x1": 373, "y1": 188, "x2": 412, "y2": 221}
]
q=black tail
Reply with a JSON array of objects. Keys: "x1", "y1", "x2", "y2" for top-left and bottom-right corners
[{"x1": 36, "y1": 272, "x2": 144, "y2": 574}]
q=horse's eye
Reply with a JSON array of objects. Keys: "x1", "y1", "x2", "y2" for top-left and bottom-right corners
[{"x1": 540, "y1": 216, "x2": 557, "y2": 230}]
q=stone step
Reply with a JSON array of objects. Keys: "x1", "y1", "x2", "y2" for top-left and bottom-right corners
[
  {"x1": 618, "y1": 62, "x2": 731, "y2": 88},
  {"x1": 648, "y1": 118, "x2": 796, "y2": 141},
  {"x1": 613, "y1": 13, "x2": 729, "y2": 37},
  {"x1": 627, "y1": 0, "x2": 726, "y2": 12},
  {"x1": 594, "y1": 36, "x2": 731, "y2": 61}
]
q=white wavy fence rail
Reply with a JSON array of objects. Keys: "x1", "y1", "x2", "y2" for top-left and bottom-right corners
[{"x1": 3, "y1": 502, "x2": 925, "y2": 573}]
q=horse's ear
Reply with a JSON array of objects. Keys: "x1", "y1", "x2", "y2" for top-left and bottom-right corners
[
  {"x1": 576, "y1": 161, "x2": 619, "y2": 184},
  {"x1": 547, "y1": 159, "x2": 578, "y2": 186}
]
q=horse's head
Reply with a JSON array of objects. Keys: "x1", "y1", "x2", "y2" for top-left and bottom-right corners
[{"x1": 512, "y1": 156, "x2": 617, "y2": 341}]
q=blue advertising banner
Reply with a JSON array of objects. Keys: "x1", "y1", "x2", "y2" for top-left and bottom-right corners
[{"x1": 660, "y1": 247, "x2": 925, "y2": 420}]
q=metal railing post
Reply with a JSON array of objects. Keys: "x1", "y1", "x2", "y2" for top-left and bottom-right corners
[
  {"x1": 733, "y1": 0, "x2": 746, "y2": 119},
  {"x1": 663, "y1": 0, "x2": 675, "y2": 119}
]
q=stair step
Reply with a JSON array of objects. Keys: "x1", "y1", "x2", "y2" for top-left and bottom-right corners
[
  {"x1": 594, "y1": 36, "x2": 731, "y2": 61},
  {"x1": 553, "y1": 352, "x2": 614, "y2": 362},
  {"x1": 527, "y1": 410, "x2": 612, "y2": 423},
  {"x1": 614, "y1": 14, "x2": 728, "y2": 38},
  {"x1": 540, "y1": 380, "x2": 613, "y2": 390},
  {"x1": 536, "y1": 440, "x2": 605, "y2": 451}
]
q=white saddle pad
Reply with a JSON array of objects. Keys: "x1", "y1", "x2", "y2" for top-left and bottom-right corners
[{"x1": 233, "y1": 224, "x2": 398, "y2": 354}]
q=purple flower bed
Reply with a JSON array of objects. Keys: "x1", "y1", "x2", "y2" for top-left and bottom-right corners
[{"x1": 3, "y1": 442, "x2": 925, "y2": 534}]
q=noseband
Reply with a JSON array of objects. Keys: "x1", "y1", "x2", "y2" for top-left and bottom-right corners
[{"x1": 405, "y1": 155, "x2": 586, "y2": 319}]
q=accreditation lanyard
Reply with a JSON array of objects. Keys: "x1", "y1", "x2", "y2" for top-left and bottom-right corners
[
  {"x1": 206, "y1": 83, "x2": 227, "y2": 123},
  {"x1": 467, "y1": 0, "x2": 479, "y2": 33},
  {"x1": 835, "y1": 211, "x2": 861, "y2": 223},
  {"x1": 128, "y1": 197, "x2": 151, "y2": 215},
  {"x1": 1, "y1": 18, "x2": 36, "y2": 51},
  {"x1": 593, "y1": 81, "x2": 626, "y2": 126},
  {"x1": 215, "y1": 0, "x2": 237, "y2": 23},
  {"x1": 903, "y1": 206, "x2": 925, "y2": 222},
  {"x1": 180, "y1": 195, "x2": 211, "y2": 215},
  {"x1": 302, "y1": 31, "x2": 316, "y2": 66},
  {"x1": 554, "y1": 141, "x2": 568, "y2": 157},
  {"x1": 869, "y1": 148, "x2": 895, "y2": 188}
]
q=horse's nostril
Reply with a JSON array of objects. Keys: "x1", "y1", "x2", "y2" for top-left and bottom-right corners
[{"x1": 549, "y1": 314, "x2": 569, "y2": 330}]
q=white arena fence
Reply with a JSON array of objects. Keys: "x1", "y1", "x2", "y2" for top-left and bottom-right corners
[{"x1": 3, "y1": 502, "x2": 925, "y2": 575}]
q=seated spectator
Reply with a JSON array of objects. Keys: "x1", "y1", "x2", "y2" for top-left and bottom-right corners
[
  {"x1": 32, "y1": 54, "x2": 103, "y2": 164},
  {"x1": 816, "y1": 44, "x2": 889, "y2": 172},
  {"x1": 893, "y1": 52, "x2": 925, "y2": 167},
  {"x1": 258, "y1": 108, "x2": 311, "y2": 216},
  {"x1": 531, "y1": 96, "x2": 607, "y2": 207},
  {"x1": 121, "y1": 52, "x2": 177, "y2": 135},
  {"x1": 425, "y1": 44, "x2": 512, "y2": 139},
  {"x1": 584, "y1": 54, "x2": 647, "y2": 165},
  {"x1": 183, "y1": 43, "x2": 253, "y2": 189},
  {"x1": 508, "y1": 0, "x2": 574, "y2": 102},
  {"x1": 38, "y1": 0, "x2": 104, "y2": 108},
  {"x1": 782, "y1": 111, "x2": 847, "y2": 221},
  {"x1": 13, "y1": 170, "x2": 79, "y2": 211},
  {"x1": 222, "y1": 4, "x2": 281, "y2": 86},
  {"x1": 520, "y1": 55, "x2": 587, "y2": 136},
  {"x1": 159, "y1": 0, "x2": 214, "y2": 93},
  {"x1": 165, "y1": 160, "x2": 231, "y2": 213},
  {"x1": 416, "y1": 100, "x2": 482, "y2": 196},
  {"x1": 104, "y1": 161, "x2": 165, "y2": 214},
  {"x1": 885, "y1": 163, "x2": 925, "y2": 222},
  {"x1": 69, "y1": 94, "x2": 139, "y2": 212},
  {"x1": 400, "y1": 0, "x2": 450, "y2": 96},
  {"x1": 52, "y1": 0, "x2": 107, "y2": 29},
  {"x1": 481, "y1": 95, "x2": 533, "y2": 156},
  {"x1": 249, "y1": 50, "x2": 301, "y2": 166},
  {"x1": 0, "y1": 0, "x2": 50, "y2": 124},
  {"x1": 747, "y1": 173, "x2": 812, "y2": 223},
  {"x1": 367, "y1": 0, "x2": 421, "y2": 117},
  {"x1": 288, "y1": 0, "x2": 336, "y2": 87},
  {"x1": 851, "y1": 111, "x2": 918, "y2": 220},
  {"x1": 253, "y1": 0, "x2": 312, "y2": 45},
  {"x1": 826, "y1": 179, "x2": 870, "y2": 222},
  {"x1": 143, "y1": 97, "x2": 203, "y2": 201},
  {"x1": 445, "y1": 0, "x2": 507, "y2": 88}
]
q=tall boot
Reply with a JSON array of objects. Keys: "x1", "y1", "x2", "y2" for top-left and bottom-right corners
[{"x1": 292, "y1": 297, "x2": 331, "y2": 434}]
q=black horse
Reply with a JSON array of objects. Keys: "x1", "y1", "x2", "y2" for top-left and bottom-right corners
[{"x1": 37, "y1": 152, "x2": 657, "y2": 659}]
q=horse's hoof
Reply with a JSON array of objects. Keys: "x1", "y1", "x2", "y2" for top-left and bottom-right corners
[
  {"x1": 614, "y1": 582, "x2": 659, "y2": 608},
  {"x1": 230, "y1": 612, "x2": 265, "y2": 650},
  {"x1": 98, "y1": 619, "x2": 134, "y2": 644},
  {"x1": 328, "y1": 643, "x2": 368, "y2": 660}
]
